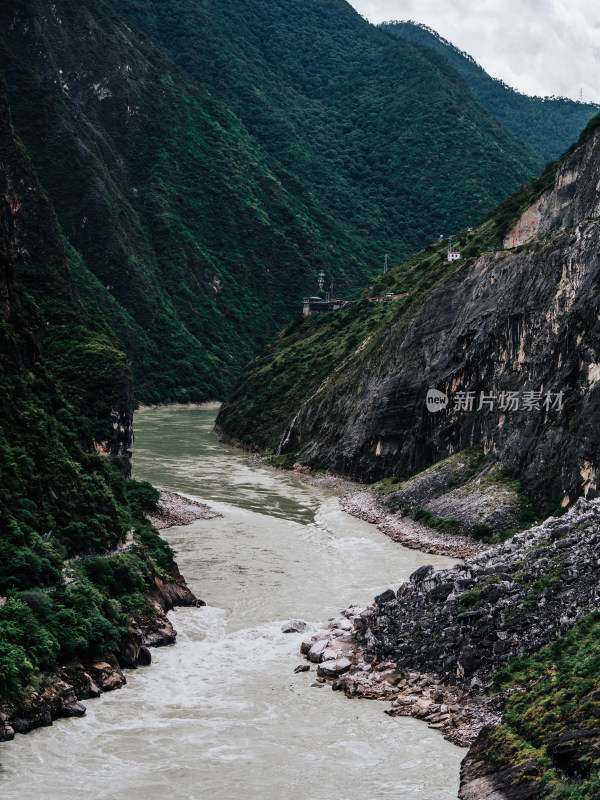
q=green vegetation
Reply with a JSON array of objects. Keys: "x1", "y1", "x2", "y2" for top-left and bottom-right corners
[
  {"x1": 111, "y1": 0, "x2": 540, "y2": 269},
  {"x1": 458, "y1": 588, "x2": 482, "y2": 613},
  {"x1": 413, "y1": 508, "x2": 462, "y2": 533},
  {"x1": 0, "y1": 78, "x2": 182, "y2": 700},
  {"x1": 383, "y1": 21, "x2": 599, "y2": 162},
  {"x1": 489, "y1": 612, "x2": 600, "y2": 797},
  {"x1": 219, "y1": 298, "x2": 401, "y2": 452},
  {"x1": 2, "y1": 0, "x2": 578, "y2": 406},
  {"x1": 220, "y1": 105, "x2": 600, "y2": 456},
  {"x1": 0, "y1": 0, "x2": 375, "y2": 404}
]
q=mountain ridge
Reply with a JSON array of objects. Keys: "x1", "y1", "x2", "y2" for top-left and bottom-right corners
[
  {"x1": 108, "y1": 0, "x2": 542, "y2": 261},
  {"x1": 382, "y1": 20, "x2": 599, "y2": 162},
  {"x1": 217, "y1": 110, "x2": 600, "y2": 512}
]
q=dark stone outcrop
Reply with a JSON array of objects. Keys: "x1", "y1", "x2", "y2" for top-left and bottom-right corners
[
  {"x1": 354, "y1": 499, "x2": 600, "y2": 697},
  {"x1": 297, "y1": 498, "x2": 600, "y2": 796},
  {"x1": 460, "y1": 727, "x2": 544, "y2": 800},
  {"x1": 259, "y1": 127, "x2": 600, "y2": 512}
]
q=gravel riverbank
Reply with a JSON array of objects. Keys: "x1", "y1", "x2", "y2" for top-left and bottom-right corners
[
  {"x1": 148, "y1": 490, "x2": 222, "y2": 529},
  {"x1": 340, "y1": 488, "x2": 487, "y2": 559}
]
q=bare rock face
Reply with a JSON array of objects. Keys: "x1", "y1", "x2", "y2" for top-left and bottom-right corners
[
  {"x1": 119, "y1": 630, "x2": 145, "y2": 669},
  {"x1": 87, "y1": 662, "x2": 127, "y2": 693},
  {"x1": 59, "y1": 666, "x2": 102, "y2": 699},
  {"x1": 354, "y1": 499, "x2": 600, "y2": 699},
  {"x1": 459, "y1": 726, "x2": 543, "y2": 800},
  {"x1": 140, "y1": 606, "x2": 178, "y2": 648},
  {"x1": 261, "y1": 128, "x2": 600, "y2": 512}
]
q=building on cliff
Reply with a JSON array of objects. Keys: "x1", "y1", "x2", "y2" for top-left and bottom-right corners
[{"x1": 302, "y1": 296, "x2": 347, "y2": 315}]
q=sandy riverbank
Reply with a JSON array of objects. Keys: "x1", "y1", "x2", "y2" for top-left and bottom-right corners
[
  {"x1": 148, "y1": 490, "x2": 222, "y2": 529},
  {"x1": 252, "y1": 456, "x2": 485, "y2": 559}
]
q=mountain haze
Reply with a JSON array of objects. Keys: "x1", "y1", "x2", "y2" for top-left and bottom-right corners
[{"x1": 383, "y1": 21, "x2": 599, "y2": 163}]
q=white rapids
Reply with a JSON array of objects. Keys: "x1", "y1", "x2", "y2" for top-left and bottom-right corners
[{"x1": 0, "y1": 407, "x2": 463, "y2": 799}]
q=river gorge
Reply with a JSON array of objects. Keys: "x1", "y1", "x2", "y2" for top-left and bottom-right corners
[{"x1": 0, "y1": 407, "x2": 463, "y2": 799}]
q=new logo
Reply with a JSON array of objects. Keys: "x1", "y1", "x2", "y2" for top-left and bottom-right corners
[{"x1": 426, "y1": 389, "x2": 448, "y2": 413}]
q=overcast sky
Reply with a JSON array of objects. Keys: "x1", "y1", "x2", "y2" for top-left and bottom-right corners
[{"x1": 348, "y1": 0, "x2": 600, "y2": 104}]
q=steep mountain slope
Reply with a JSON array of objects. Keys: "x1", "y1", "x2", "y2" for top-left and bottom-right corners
[
  {"x1": 219, "y1": 112, "x2": 600, "y2": 799},
  {"x1": 217, "y1": 113, "x2": 600, "y2": 514},
  {"x1": 0, "y1": 77, "x2": 194, "y2": 733},
  {"x1": 1, "y1": 0, "x2": 373, "y2": 403},
  {"x1": 383, "y1": 21, "x2": 599, "y2": 162},
  {"x1": 108, "y1": 0, "x2": 541, "y2": 262}
]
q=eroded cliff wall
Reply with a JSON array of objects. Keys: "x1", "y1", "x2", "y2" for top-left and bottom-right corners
[{"x1": 220, "y1": 122, "x2": 600, "y2": 511}]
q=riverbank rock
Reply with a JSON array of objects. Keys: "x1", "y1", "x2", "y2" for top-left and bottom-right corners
[
  {"x1": 59, "y1": 666, "x2": 102, "y2": 699},
  {"x1": 459, "y1": 725, "x2": 544, "y2": 799},
  {"x1": 88, "y1": 662, "x2": 127, "y2": 692},
  {"x1": 298, "y1": 498, "x2": 600, "y2": 755},
  {"x1": 0, "y1": 553, "x2": 200, "y2": 741},
  {"x1": 317, "y1": 658, "x2": 352, "y2": 678},
  {"x1": 308, "y1": 640, "x2": 329, "y2": 663},
  {"x1": 341, "y1": 488, "x2": 486, "y2": 558},
  {"x1": 282, "y1": 620, "x2": 311, "y2": 633},
  {"x1": 148, "y1": 491, "x2": 221, "y2": 529},
  {"x1": 140, "y1": 608, "x2": 177, "y2": 648}
]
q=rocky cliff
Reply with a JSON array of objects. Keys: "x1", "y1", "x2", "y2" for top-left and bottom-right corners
[
  {"x1": 219, "y1": 115, "x2": 600, "y2": 514},
  {"x1": 299, "y1": 497, "x2": 600, "y2": 799}
]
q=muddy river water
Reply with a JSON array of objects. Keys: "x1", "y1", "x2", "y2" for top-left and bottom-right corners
[{"x1": 0, "y1": 407, "x2": 463, "y2": 799}]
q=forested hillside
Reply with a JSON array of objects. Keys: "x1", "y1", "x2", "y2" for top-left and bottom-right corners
[
  {"x1": 0, "y1": 77, "x2": 187, "y2": 710},
  {"x1": 108, "y1": 0, "x2": 541, "y2": 263},
  {"x1": 1, "y1": 0, "x2": 373, "y2": 404},
  {"x1": 383, "y1": 21, "x2": 599, "y2": 162},
  {"x1": 217, "y1": 111, "x2": 600, "y2": 511},
  {"x1": 2, "y1": 0, "x2": 563, "y2": 404}
]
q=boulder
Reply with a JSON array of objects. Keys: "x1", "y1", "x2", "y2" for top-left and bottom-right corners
[
  {"x1": 308, "y1": 640, "x2": 329, "y2": 663},
  {"x1": 374, "y1": 589, "x2": 396, "y2": 605},
  {"x1": 281, "y1": 620, "x2": 311, "y2": 634},
  {"x1": 137, "y1": 646, "x2": 152, "y2": 666},
  {"x1": 317, "y1": 658, "x2": 352, "y2": 678},
  {"x1": 300, "y1": 637, "x2": 314, "y2": 655}
]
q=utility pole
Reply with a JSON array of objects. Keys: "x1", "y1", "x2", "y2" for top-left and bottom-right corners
[{"x1": 383, "y1": 253, "x2": 388, "y2": 274}]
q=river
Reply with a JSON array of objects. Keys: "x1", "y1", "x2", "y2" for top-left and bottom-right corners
[{"x1": 0, "y1": 407, "x2": 463, "y2": 799}]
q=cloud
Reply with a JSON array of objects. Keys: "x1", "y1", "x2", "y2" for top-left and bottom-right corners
[{"x1": 348, "y1": 0, "x2": 600, "y2": 102}]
